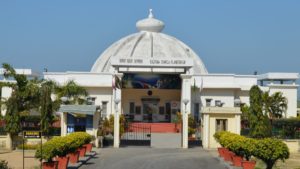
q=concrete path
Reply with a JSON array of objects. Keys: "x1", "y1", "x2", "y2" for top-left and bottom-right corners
[{"x1": 81, "y1": 147, "x2": 227, "y2": 169}]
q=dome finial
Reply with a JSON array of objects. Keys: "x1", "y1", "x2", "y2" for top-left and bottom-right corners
[{"x1": 148, "y1": 9, "x2": 154, "y2": 18}]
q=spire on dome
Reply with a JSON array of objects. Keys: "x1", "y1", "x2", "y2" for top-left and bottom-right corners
[
  {"x1": 148, "y1": 9, "x2": 154, "y2": 18},
  {"x1": 136, "y1": 9, "x2": 165, "y2": 32}
]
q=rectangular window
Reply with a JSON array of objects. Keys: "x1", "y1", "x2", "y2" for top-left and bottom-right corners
[
  {"x1": 159, "y1": 106, "x2": 165, "y2": 114},
  {"x1": 101, "y1": 101, "x2": 108, "y2": 117},
  {"x1": 216, "y1": 119, "x2": 227, "y2": 132},
  {"x1": 86, "y1": 115, "x2": 93, "y2": 129},
  {"x1": 165, "y1": 103, "x2": 171, "y2": 115},
  {"x1": 135, "y1": 106, "x2": 141, "y2": 114},
  {"x1": 194, "y1": 103, "x2": 199, "y2": 122},
  {"x1": 87, "y1": 97, "x2": 96, "y2": 105},
  {"x1": 129, "y1": 102, "x2": 135, "y2": 114},
  {"x1": 206, "y1": 99, "x2": 212, "y2": 107}
]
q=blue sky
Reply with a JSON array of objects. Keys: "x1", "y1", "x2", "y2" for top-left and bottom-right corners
[{"x1": 1, "y1": 1, "x2": 300, "y2": 97}]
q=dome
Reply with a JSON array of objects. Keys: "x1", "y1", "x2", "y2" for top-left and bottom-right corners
[{"x1": 91, "y1": 10, "x2": 208, "y2": 74}]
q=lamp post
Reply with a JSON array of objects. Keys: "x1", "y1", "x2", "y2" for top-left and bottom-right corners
[
  {"x1": 114, "y1": 98, "x2": 121, "y2": 148},
  {"x1": 182, "y1": 99, "x2": 189, "y2": 148},
  {"x1": 182, "y1": 99, "x2": 189, "y2": 114}
]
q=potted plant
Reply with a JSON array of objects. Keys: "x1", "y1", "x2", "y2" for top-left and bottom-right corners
[
  {"x1": 51, "y1": 137, "x2": 70, "y2": 169},
  {"x1": 35, "y1": 140, "x2": 58, "y2": 169}
]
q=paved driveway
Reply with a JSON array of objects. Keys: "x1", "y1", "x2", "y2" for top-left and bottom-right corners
[{"x1": 81, "y1": 147, "x2": 226, "y2": 169}]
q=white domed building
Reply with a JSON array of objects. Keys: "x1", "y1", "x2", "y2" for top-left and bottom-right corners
[{"x1": 30, "y1": 10, "x2": 300, "y2": 148}]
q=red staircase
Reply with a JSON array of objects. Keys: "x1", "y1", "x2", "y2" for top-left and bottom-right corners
[{"x1": 127, "y1": 123, "x2": 181, "y2": 133}]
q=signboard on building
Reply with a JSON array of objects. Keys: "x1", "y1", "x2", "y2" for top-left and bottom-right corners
[{"x1": 111, "y1": 57, "x2": 193, "y2": 67}]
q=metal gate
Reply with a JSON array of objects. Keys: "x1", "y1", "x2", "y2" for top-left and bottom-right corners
[{"x1": 120, "y1": 123, "x2": 151, "y2": 146}]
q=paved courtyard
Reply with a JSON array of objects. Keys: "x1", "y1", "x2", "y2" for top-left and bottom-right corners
[{"x1": 81, "y1": 147, "x2": 227, "y2": 169}]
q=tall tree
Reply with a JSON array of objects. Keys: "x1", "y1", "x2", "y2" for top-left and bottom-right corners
[
  {"x1": 39, "y1": 81, "x2": 57, "y2": 134},
  {"x1": 0, "y1": 63, "x2": 39, "y2": 147},
  {"x1": 249, "y1": 85, "x2": 272, "y2": 138}
]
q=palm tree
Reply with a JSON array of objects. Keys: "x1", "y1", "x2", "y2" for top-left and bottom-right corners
[
  {"x1": 263, "y1": 91, "x2": 288, "y2": 119},
  {"x1": 54, "y1": 80, "x2": 88, "y2": 105}
]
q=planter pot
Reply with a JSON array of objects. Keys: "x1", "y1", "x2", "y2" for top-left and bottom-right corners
[
  {"x1": 232, "y1": 155, "x2": 243, "y2": 167},
  {"x1": 217, "y1": 147, "x2": 227, "y2": 157},
  {"x1": 228, "y1": 151, "x2": 235, "y2": 163},
  {"x1": 83, "y1": 143, "x2": 93, "y2": 152},
  {"x1": 67, "y1": 151, "x2": 80, "y2": 164},
  {"x1": 242, "y1": 160, "x2": 256, "y2": 169},
  {"x1": 78, "y1": 147, "x2": 86, "y2": 157},
  {"x1": 223, "y1": 149, "x2": 232, "y2": 161},
  {"x1": 56, "y1": 156, "x2": 69, "y2": 169},
  {"x1": 42, "y1": 161, "x2": 58, "y2": 169}
]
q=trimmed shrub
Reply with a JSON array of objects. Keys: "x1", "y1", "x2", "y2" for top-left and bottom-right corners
[
  {"x1": 35, "y1": 138, "x2": 58, "y2": 162},
  {"x1": 35, "y1": 132, "x2": 93, "y2": 161},
  {"x1": 214, "y1": 131, "x2": 290, "y2": 169},
  {"x1": 253, "y1": 138, "x2": 289, "y2": 169}
]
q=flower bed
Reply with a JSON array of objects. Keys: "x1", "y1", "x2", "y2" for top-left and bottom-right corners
[{"x1": 214, "y1": 131, "x2": 289, "y2": 169}]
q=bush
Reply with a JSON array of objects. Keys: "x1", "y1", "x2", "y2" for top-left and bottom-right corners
[
  {"x1": 17, "y1": 143, "x2": 40, "y2": 150},
  {"x1": 253, "y1": 138, "x2": 289, "y2": 169},
  {"x1": 35, "y1": 132, "x2": 93, "y2": 161},
  {"x1": 0, "y1": 160, "x2": 11, "y2": 169},
  {"x1": 35, "y1": 138, "x2": 58, "y2": 162},
  {"x1": 214, "y1": 131, "x2": 290, "y2": 169},
  {"x1": 66, "y1": 132, "x2": 92, "y2": 148}
]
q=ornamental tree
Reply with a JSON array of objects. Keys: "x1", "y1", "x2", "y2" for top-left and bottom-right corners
[
  {"x1": 249, "y1": 85, "x2": 272, "y2": 138},
  {"x1": 253, "y1": 138, "x2": 289, "y2": 169}
]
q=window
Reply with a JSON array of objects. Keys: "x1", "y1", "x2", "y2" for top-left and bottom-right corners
[
  {"x1": 87, "y1": 97, "x2": 96, "y2": 105},
  {"x1": 135, "y1": 106, "x2": 141, "y2": 114},
  {"x1": 101, "y1": 101, "x2": 108, "y2": 117},
  {"x1": 165, "y1": 103, "x2": 171, "y2": 115},
  {"x1": 215, "y1": 100, "x2": 222, "y2": 107},
  {"x1": 194, "y1": 103, "x2": 199, "y2": 122},
  {"x1": 159, "y1": 106, "x2": 165, "y2": 114},
  {"x1": 129, "y1": 102, "x2": 135, "y2": 114},
  {"x1": 216, "y1": 119, "x2": 227, "y2": 132},
  {"x1": 206, "y1": 99, "x2": 212, "y2": 107}
]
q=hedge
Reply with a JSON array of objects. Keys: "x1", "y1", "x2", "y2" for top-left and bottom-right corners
[
  {"x1": 214, "y1": 131, "x2": 289, "y2": 169},
  {"x1": 35, "y1": 132, "x2": 92, "y2": 162}
]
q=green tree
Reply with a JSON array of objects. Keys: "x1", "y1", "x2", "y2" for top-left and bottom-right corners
[
  {"x1": 0, "y1": 64, "x2": 41, "y2": 149},
  {"x1": 39, "y1": 81, "x2": 57, "y2": 134},
  {"x1": 263, "y1": 92, "x2": 287, "y2": 119},
  {"x1": 249, "y1": 85, "x2": 272, "y2": 138},
  {"x1": 54, "y1": 80, "x2": 87, "y2": 105}
]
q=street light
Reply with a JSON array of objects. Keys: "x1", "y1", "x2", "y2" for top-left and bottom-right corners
[
  {"x1": 182, "y1": 99, "x2": 189, "y2": 114},
  {"x1": 114, "y1": 98, "x2": 121, "y2": 114}
]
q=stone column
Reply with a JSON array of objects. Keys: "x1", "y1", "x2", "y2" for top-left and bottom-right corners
[
  {"x1": 180, "y1": 74, "x2": 192, "y2": 148},
  {"x1": 202, "y1": 113, "x2": 209, "y2": 148},
  {"x1": 113, "y1": 73, "x2": 123, "y2": 148},
  {"x1": 60, "y1": 112, "x2": 67, "y2": 136}
]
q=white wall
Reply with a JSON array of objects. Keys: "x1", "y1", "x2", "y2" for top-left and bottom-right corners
[{"x1": 268, "y1": 85, "x2": 298, "y2": 118}]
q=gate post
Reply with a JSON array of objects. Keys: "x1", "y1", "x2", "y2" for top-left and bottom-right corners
[{"x1": 113, "y1": 73, "x2": 123, "y2": 148}]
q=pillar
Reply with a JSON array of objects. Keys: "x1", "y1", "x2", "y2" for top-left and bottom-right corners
[
  {"x1": 60, "y1": 112, "x2": 67, "y2": 136},
  {"x1": 113, "y1": 73, "x2": 123, "y2": 148},
  {"x1": 202, "y1": 114, "x2": 209, "y2": 148},
  {"x1": 180, "y1": 74, "x2": 192, "y2": 148}
]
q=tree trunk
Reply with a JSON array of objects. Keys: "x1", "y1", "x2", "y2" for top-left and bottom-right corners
[{"x1": 266, "y1": 161, "x2": 275, "y2": 169}]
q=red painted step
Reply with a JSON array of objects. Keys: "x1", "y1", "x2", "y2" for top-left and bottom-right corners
[{"x1": 127, "y1": 123, "x2": 181, "y2": 133}]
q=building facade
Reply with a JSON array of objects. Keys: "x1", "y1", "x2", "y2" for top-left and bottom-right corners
[{"x1": 1, "y1": 10, "x2": 299, "y2": 149}]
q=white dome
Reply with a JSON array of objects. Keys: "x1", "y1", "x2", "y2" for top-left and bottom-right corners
[{"x1": 91, "y1": 10, "x2": 208, "y2": 74}]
